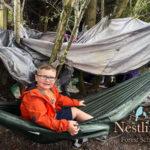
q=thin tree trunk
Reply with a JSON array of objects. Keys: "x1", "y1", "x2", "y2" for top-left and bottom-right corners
[
  {"x1": 56, "y1": 0, "x2": 91, "y2": 77},
  {"x1": 43, "y1": 8, "x2": 51, "y2": 32},
  {"x1": 1, "y1": 0, "x2": 13, "y2": 11},
  {"x1": 49, "y1": 0, "x2": 75, "y2": 64},
  {"x1": 113, "y1": 0, "x2": 129, "y2": 18},
  {"x1": 85, "y1": 0, "x2": 100, "y2": 92},
  {"x1": 14, "y1": 0, "x2": 21, "y2": 44},
  {"x1": 78, "y1": 71, "x2": 86, "y2": 95},
  {"x1": 101, "y1": 0, "x2": 105, "y2": 18},
  {"x1": 85, "y1": 0, "x2": 97, "y2": 29},
  {"x1": 129, "y1": 0, "x2": 133, "y2": 8},
  {"x1": 0, "y1": 1, "x2": 7, "y2": 29},
  {"x1": 21, "y1": 0, "x2": 26, "y2": 23}
]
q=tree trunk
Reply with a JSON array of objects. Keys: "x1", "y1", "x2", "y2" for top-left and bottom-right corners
[
  {"x1": 0, "y1": 2, "x2": 7, "y2": 29},
  {"x1": 84, "y1": 0, "x2": 100, "y2": 92},
  {"x1": 113, "y1": 0, "x2": 129, "y2": 18},
  {"x1": 43, "y1": 9, "x2": 50, "y2": 32},
  {"x1": 101, "y1": 0, "x2": 105, "y2": 18},
  {"x1": 85, "y1": 0, "x2": 97, "y2": 29},
  {"x1": 21, "y1": 0, "x2": 26, "y2": 23},
  {"x1": 56, "y1": 0, "x2": 91, "y2": 77},
  {"x1": 14, "y1": 0, "x2": 21, "y2": 44},
  {"x1": 78, "y1": 71, "x2": 86, "y2": 95},
  {"x1": 49, "y1": 0, "x2": 75, "y2": 64}
]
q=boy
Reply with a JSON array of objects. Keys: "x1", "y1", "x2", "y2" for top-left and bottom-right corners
[{"x1": 20, "y1": 64, "x2": 93, "y2": 136}]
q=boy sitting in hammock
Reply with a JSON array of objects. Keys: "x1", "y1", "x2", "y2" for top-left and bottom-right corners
[{"x1": 20, "y1": 64, "x2": 93, "y2": 136}]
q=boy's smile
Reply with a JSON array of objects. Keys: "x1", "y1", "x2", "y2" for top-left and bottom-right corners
[{"x1": 35, "y1": 69, "x2": 56, "y2": 90}]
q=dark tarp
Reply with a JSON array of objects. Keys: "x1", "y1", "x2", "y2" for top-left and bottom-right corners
[{"x1": 0, "y1": 29, "x2": 46, "y2": 84}]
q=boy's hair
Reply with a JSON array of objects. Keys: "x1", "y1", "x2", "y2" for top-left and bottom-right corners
[{"x1": 36, "y1": 63, "x2": 56, "y2": 74}]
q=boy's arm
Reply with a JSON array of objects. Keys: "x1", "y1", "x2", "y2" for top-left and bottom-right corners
[
  {"x1": 53, "y1": 86, "x2": 80, "y2": 107},
  {"x1": 57, "y1": 94, "x2": 80, "y2": 107}
]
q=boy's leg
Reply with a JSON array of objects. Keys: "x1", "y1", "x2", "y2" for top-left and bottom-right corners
[
  {"x1": 71, "y1": 107, "x2": 92, "y2": 147},
  {"x1": 71, "y1": 107, "x2": 93, "y2": 122}
]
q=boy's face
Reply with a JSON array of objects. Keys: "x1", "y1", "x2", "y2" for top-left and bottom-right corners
[{"x1": 35, "y1": 69, "x2": 56, "y2": 90}]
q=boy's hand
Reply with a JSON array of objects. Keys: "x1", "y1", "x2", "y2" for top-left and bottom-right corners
[
  {"x1": 68, "y1": 120, "x2": 79, "y2": 136},
  {"x1": 79, "y1": 100, "x2": 86, "y2": 106}
]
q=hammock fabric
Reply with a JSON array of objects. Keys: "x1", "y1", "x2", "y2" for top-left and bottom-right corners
[{"x1": 0, "y1": 71, "x2": 150, "y2": 143}]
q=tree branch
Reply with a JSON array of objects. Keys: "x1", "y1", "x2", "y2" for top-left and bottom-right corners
[
  {"x1": 1, "y1": 0, "x2": 13, "y2": 11},
  {"x1": 49, "y1": 0, "x2": 76, "y2": 64},
  {"x1": 56, "y1": 0, "x2": 91, "y2": 77}
]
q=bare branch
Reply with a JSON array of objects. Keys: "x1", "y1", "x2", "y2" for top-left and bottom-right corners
[
  {"x1": 1, "y1": 0, "x2": 13, "y2": 11},
  {"x1": 21, "y1": 0, "x2": 26, "y2": 14}
]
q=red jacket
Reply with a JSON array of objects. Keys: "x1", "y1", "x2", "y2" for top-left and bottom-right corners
[{"x1": 20, "y1": 85, "x2": 80, "y2": 132}]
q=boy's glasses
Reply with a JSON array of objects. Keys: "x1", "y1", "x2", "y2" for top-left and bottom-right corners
[{"x1": 37, "y1": 74, "x2": 56, "y2": 80}]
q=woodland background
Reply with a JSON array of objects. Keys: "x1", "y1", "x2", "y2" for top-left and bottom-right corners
[{"x1": 0, "y1": 0, "x2": 150, "y2": 149}]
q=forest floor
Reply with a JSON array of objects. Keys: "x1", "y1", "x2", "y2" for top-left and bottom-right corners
[{"x1": 1, "y1": 125, "x2": 150, "y2": 150}]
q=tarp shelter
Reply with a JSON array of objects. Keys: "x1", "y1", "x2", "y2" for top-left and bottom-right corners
[
  {"x1": 22, "y1": 17, "x2": 150, "y2": 75},
  {"x1": 0, "y1": 17, "x2": 150, "y2": 84}
]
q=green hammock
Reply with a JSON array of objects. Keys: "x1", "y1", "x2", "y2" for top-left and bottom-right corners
[{"x1": 0, "y1": 71, "x2": 150, "y2": 143}]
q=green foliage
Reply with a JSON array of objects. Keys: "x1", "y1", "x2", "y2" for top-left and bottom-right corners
[
  {"x1": 40, "y1": 11, "x2": 60, "y2": 24},
  {"x1": 22, "y1": 0, "x2": 150, "y2": 32},
  {"x1": 132, "y1": 0, "x2": 150, "y2": 22},
  {"x1": 7, "y1": 10, "x2": 13, "y2": 29},
  {"x1": 122, "y1": 0, "x2": 150, "y2": 22},
  {"x1": 24, "y1": 0, "x2": 62, "y2": 31}
]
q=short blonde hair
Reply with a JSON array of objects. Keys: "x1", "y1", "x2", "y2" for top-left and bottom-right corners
[{"x1": 36, "y1": 63, "x2": 56, "y2": 74}]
